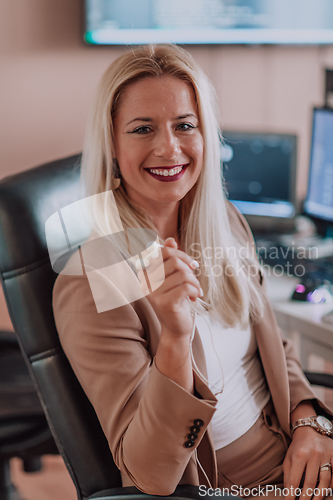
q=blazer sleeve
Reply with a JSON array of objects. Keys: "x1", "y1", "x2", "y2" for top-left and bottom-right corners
[{"x1": 52, "y1": 269, "x2": 217, "y2": 496}]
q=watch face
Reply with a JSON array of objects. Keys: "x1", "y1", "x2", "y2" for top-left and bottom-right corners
[{"x1": 317, "y1": 416, "x2": 333, "y2": 431}]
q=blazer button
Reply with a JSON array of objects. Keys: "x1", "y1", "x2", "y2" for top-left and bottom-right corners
[
  {"x1": 193, "y1": 419, "x2": 204, "y2": 427},
  {"x1": 190, "y1": 425, "x2": 200, "y2": 434},
  {"x1": 187, "y1": 432, "x2": 197, "y2": 441},
  {"x1": 184, "y1": 440, "x2": 195, "y2": 448}
]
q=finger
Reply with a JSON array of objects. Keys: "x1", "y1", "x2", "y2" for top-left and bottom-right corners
[
  {"x1": 316, "y1": 467, "x2": 332, "y2": 500},
  {"x1": 140, "y1": 262, "x2": 201, "y2": 298},
  {"x1": 151, "y1": 268, "x2": 201, "y2": 299},
  {"x1": 136, "y1": 257, "x2": 164, "y2": 294},
  {"x1": 283, "y1": 457, "x2": 306, "y2": 500},
  {"x1": 161, "y1": 246, "x2": 200, "y2": 272},
  {"x1": 136, "y1": 244, "x2": 199, "y2": 276},
  {"x1": 329, "y1": 458, "x2": 333, "y2": 490},
  {"x1": 135, "y1": 243, "x2": 164, "y2": 272},
  {"x1": 144, "y1": 252, "x2": 190, "y2": 279},
  {"x1": 162, "y1": 280, "x2": 202, "y2": 304},
  {"x1": 300, "y1": 462, "x2": 321, "y2": 500},
  {"x1": 162, "y1": 255, "x2": 200, "y2": 280},
  {"x1": 164, "y1": 237, "x2": 177, "y2": 249}
]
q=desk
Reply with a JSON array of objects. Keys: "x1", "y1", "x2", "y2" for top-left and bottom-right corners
[{"x1": 267, "y1": 274, "x2": 333, "y2": 370}]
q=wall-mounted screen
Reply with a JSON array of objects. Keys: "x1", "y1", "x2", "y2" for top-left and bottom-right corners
[{"x1": 84, "y1": 0, "x2": 333, "y2": 46}]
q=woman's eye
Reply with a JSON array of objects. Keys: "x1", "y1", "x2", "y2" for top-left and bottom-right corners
[
  {"x1": 131, "y1": 126, "x2": 152, "y2": 134},
  {"x1": 176, "y1": 123, "x2": 195, "y2": 131}
]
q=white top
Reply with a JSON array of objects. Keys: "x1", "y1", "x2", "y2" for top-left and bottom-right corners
[{"x1": 195, "y1": 310, "x2": 270, "y2": 450}]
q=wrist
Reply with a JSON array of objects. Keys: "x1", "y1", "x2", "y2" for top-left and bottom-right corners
[
  {"x1": 156, "y1": 329, "x2": 194, "y2": 394},
  {"x1": 290, "y1": 400, "x2": 316, "y2": 425},
  {"x1": 292, "y1": 424, "x2": 319, "y2": 438},
  {"x1": 160, "y1": 326, "x2": 192, "y2": 344}
]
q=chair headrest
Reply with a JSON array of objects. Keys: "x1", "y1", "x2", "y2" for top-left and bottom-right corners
[{"x1": 0, "y1": 154, "x2": 82, "y2": 274}]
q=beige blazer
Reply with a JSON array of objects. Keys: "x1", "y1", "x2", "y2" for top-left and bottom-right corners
[{"x1": 53, "y1": 203, "x2": 329, "y2": 496}]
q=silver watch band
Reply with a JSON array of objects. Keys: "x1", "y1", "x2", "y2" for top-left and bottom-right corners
[{"x1": 291, "y1": 417, "x2": 316, "y2": 435}]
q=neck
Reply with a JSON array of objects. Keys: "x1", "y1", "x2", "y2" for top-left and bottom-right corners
[
  {"x1": 149, "y1": 203, "x2": 180, "y2": 243},
  {"x1": 121, "y1": 182, "x2": 181, "y2": 243}
]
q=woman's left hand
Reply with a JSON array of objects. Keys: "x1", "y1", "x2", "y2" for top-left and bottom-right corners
[{"x1": 283, "y1": 426, "x2": 333, "y2": 500}]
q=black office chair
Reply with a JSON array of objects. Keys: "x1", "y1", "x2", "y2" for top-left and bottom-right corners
[
  {"x1": 0, "y1": 154, "x2": 332, "y2": 500},
  {"x1": 0, "y1": 327, "x2": 58, "y2": 500},
  {"x1": 0, "y1": 155, "x2": 216, "y2": 500}
]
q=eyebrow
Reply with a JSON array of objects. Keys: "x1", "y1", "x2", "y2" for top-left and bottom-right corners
[
  {"x1": 126, "y1": 113, "x2": 198, "y2": 126},
  {"x1": 126, "y1": 117, "x2": 152, "y2": 126}
]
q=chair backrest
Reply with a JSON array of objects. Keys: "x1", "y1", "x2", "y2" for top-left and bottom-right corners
[{"x1": 0, "y1": 155, "x2": 122, "y2": 500}]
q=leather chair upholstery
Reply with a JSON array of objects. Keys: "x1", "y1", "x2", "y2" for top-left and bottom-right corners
[
  {"x1": 0, "y1": 329, "x2": 57, "y2": 500},
  {"x1": 0, "y1": 155, "x2": 210, "y2": 500}
]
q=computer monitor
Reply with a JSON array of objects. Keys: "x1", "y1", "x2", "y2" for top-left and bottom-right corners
[
  {"x1": 221, "y1": 131, "x2": 297, "y2": 225},
  {"x1": 303, "y1": 107, "x2": 333, "y2": 235}
]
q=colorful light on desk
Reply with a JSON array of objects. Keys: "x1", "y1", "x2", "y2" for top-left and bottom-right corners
[{"x1": 307, "y1": 288, "x2": 332, "y2": 304}]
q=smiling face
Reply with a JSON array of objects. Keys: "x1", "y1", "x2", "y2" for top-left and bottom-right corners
[{"x1": 113, "y1": 75, "x2": 204, "y2": 216}]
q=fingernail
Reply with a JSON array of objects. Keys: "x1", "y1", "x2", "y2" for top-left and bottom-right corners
[
  {"x1": 200, "y1": 287, "x2": 204, "y2": 297},
  {"x1": 165, "y1": 237, "x2": 175, "y2": 242},
  {"x1": 191, "y1": 260, "x2": 200, "y2": 269}
]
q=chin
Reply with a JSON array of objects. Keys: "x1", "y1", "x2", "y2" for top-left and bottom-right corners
[{"x1": 156, "y1": 191, "x2": 187, "y2": 203}]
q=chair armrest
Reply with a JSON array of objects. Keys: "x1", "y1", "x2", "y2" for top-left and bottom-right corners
[
  {"x1": 87, "y1": 484, "x2": 226, "y2": 499},
  {"x1": 303, "y1": 371, "x2": 333, "y2": 389}
]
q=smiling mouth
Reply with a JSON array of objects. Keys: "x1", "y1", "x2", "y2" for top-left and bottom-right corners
[{"x1": 145, "y1": 164, "x2": 188, "y2": 177}]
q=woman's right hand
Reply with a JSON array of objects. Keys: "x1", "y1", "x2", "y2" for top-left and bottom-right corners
[{"x1": 138, "y1": 237, "x2": 202, "y2": 339}]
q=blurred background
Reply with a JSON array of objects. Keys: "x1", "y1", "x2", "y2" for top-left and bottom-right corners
[
  {"x1": 1, "y1": 1, "x2": 333, "y2": 498},
  {"x1": 2, "y1": 0, "x2": 333, "y2": 327}
]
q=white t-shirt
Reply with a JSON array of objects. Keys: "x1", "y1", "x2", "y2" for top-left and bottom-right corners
[{"x1": 195, "y1": 310, "x2": 270, "y2": 450}]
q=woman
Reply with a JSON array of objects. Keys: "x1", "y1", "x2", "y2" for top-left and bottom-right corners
[{"x1": 53, "y1": 45, "x2": 333, "y2": 498}]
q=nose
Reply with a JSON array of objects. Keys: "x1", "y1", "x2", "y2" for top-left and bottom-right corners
[{"x1": 153, "y1": 128, "x2": 181, "y2": 160}]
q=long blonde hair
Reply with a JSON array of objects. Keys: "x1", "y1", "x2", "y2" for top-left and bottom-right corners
[{"x1": 81, "y1": 44, "x2": 264, "y2": 328}]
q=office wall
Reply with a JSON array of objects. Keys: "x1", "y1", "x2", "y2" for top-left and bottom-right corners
[{"x1": 1, "y1": 0, "x2": 333, "y2": 328}]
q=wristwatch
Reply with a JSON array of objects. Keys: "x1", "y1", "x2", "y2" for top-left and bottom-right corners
[{"x1": 291, "y1": 416, "x2": 333, "y2": 437}]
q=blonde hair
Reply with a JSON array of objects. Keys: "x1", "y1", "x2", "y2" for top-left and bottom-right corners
[{"x1": 81, "y1": 44, "x2": 264, "y2": 328}]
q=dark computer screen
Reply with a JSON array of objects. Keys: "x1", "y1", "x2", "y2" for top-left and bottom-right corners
[
  {"x1": 221, "y1": 131, "x2": 297, "y2": 218},
  {"x1": 304, "y1": 108, "x2": 333, "y2": 225}
]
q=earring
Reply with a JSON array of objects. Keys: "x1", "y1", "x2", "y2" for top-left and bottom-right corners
[
  {"x1": 111, "y1": 177, "x2": 121, "y2": 190},
  {"x1": 111, "y1": 159, "x2": 121, "y2": 190}
]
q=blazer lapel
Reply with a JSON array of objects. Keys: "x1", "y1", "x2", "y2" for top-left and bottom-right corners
[
  {"x1": 227, "y1": 202, "x2": 291, "y2": 435},
  {"x1": 192, "y1": 327, "x2": 218, "y2": 489},
  {"x1": 253, "y1": 297, "x2": 290, "y2": 435}
]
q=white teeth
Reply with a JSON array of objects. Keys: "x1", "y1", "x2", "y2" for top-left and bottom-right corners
[{"x1": 149, "y1": 166, "x2": 183, "y2": 177}]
